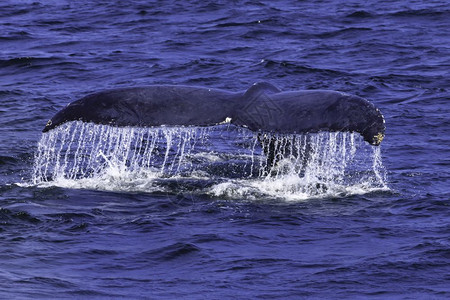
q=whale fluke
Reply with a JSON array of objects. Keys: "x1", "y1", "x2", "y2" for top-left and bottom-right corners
[{"x1": 43, "y1": 83, "x2": 385, "y2": 146}]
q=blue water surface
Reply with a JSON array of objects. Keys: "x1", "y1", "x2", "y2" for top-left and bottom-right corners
[{"x1": 1, "y1": 0, "x2": 449, "y2": 299}]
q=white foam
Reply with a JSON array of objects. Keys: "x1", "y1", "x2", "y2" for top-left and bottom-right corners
[{"x1": 31, "y1": 122, "x2": 388, "y2": 200}]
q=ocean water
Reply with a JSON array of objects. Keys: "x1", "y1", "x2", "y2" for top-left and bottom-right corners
[{"x1": 1, "y1": 0, "x2": 449, "y2": 299}]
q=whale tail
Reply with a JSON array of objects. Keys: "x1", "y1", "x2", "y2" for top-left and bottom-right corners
[{"x1": 43, "y1": 83, "x2": 385, "y2": 146}]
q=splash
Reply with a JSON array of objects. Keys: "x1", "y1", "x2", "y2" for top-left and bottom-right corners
[
  {"x1": 209, "y1": 132, "x2": 388, "y2": 200},
  {"x1": 32, "y1": 121, "x2": 388, "y2": 200}
]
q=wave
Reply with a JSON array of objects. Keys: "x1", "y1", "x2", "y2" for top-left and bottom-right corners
[
  {"x1": 261, "y1": 59, "x2": 348, "y2": 75},
  {"x1": 0, "y1": 31, "x2": 32, "y2": 41},
  {"x1": 314, "y1": 27, "x2": 372, "y2": 39},
  {"x1": 0, "y1": 207, "x2": 41, "y2": 225},
  {"x1": 389, "y1": 8, "x2": 449, "y2": 18},
  {"x1": 345, "y1": 10, "x2": 373, "y2": 18},
  {"x1": 345, "y1": 8, "x2": 449, "y2": 19},
  {"x1": 0, "y1": 56, "x2": 61, "y2": 68},
  {"x1": 141, "y1": 242, "x2": 201, "y2": 261}
]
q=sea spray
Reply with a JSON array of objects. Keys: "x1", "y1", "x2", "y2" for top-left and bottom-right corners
[
  {"x1": 33, "y1": 121, "x2": 217, "y2": 183},
  {"x1": 32, "y1": 121, "x2": 388, "y2": 199},
  {"x1": 209, "y1": 131, "x2": 387, "y2": 200}
]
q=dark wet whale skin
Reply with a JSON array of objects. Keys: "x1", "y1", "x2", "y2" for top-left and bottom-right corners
[{"x1": 43, "y1": 82, "x2": 385, "y2": 145}]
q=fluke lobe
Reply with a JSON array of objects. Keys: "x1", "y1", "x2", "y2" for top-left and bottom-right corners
[{"x1": 43, "y1": 82, "x2": 385, "y2": 145}]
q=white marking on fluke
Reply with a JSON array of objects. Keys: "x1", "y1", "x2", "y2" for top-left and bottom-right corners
[{"x1": 218, "y1": 117, "x2": 232, "y2": 124}]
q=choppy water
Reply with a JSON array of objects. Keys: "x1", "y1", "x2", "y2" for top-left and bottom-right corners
[{"x1": 1, "y1": 0, "x2": 449, "y2": 299}]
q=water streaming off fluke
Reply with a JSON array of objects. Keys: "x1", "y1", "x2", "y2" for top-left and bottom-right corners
[{"x1": 32, "y1": 121, "x2": 387, "y2": 200}]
